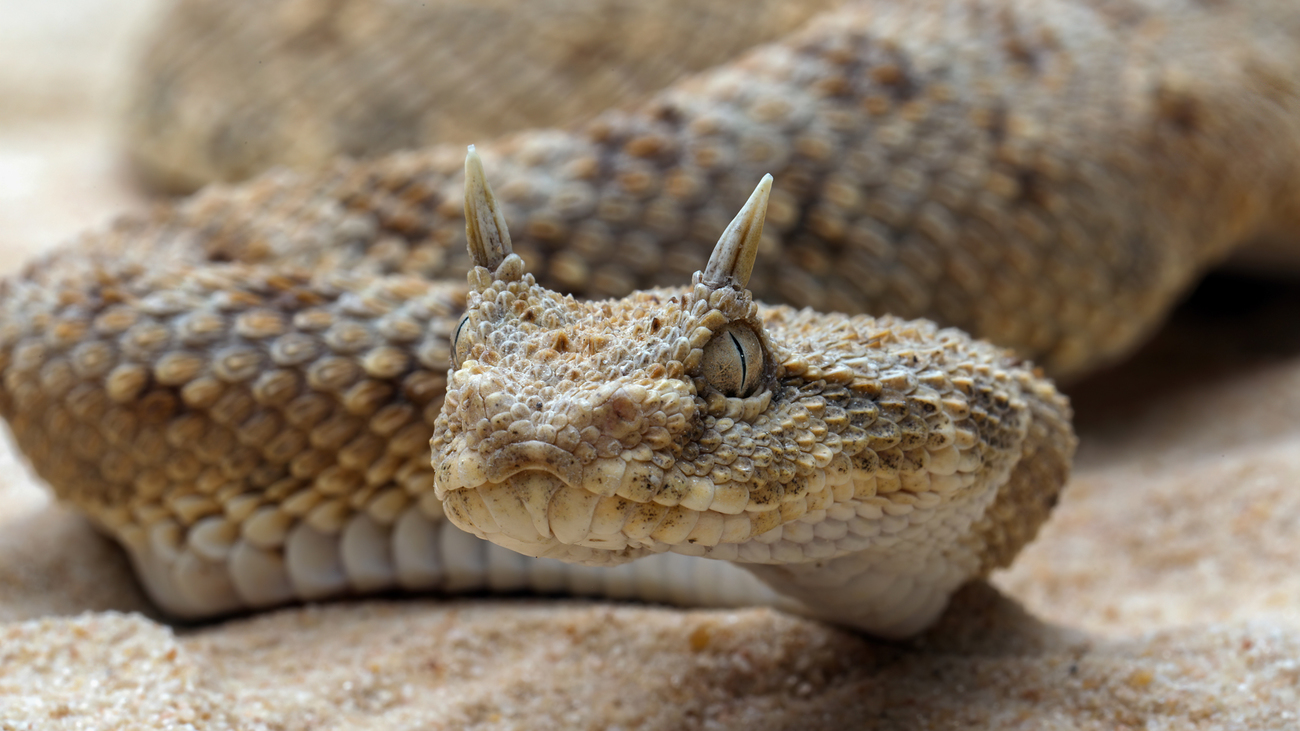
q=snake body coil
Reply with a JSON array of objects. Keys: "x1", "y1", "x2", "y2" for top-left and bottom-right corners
[{"x1": 3, "y1": 0, "x2": 1298, "y2": 635}]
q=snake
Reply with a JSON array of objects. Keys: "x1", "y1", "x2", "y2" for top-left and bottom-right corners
[{"x1": 2, "y1": 0, "x2": 1297, "y2": 636}]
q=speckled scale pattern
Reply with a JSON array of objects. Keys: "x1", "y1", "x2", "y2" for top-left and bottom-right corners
[
  {"x1": 0, "y1": 165, "x2": 1075, "y2": 637},
  {"x1": 0, "y1": 0, "x2": 1294, "y2": 631},
  {"x1": 125, "y1": 0, "x2": 843, "y2": 192},
  {"x1": 1, "y1": 254, "x2": 458, "y2": 515},
  {"x1": 0, "y1": 247, "x2": 789, "y2": 617},
  {"x1": 429, "y1": 248, "x2": 1072, "y2": 635},
  {"x1": 117, "y1": 0, "x2": 1300, "y2": 376}
]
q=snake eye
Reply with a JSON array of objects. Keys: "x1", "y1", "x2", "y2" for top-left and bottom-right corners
[
  {"x1": 451, "y1": 314, "x2": 472, "y2": 368},
  {"x1": 700, "y1": 324, "x2": 764, "y2": 398}
]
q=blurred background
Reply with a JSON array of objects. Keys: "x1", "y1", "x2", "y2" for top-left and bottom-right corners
[{"x1": 0, "y1": 0, "x2": 157, "y2": 268}]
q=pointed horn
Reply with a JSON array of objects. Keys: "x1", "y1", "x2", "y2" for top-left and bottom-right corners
[
  {"x1": 702, "y1": 174, "x2": 772, "y2": 288},
  {"x1": 464, "y1": 145, "x2": 513, "y2": 269}
]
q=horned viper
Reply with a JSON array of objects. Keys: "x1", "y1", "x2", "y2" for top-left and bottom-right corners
[{"x1": 2, "y1": 0, "x2": 1296, "y2": 635}]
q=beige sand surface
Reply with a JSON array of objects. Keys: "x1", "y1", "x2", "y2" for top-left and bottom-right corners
[{"x1": 2, "y1": 1, "x2": 1299, "y2": 728}]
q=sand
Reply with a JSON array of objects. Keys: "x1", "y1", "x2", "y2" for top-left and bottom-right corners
[{"x1": 2, "y1": 1, "x2": 1299, "y2": 728}]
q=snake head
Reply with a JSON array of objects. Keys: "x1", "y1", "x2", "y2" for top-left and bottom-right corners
[
  {"x1": 431, "y1": 149, "x2": 1073, "y2": 637},
  {"x1": 431, "y1": 148, "x2": 787, "y2": 564},
  {"x1": 431, "y1": 150, "x2": 1072, "y2": 640}
]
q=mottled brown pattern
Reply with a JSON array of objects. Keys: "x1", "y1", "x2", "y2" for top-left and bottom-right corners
[
  {"x1": 0, "y1": 154, "x2": 1074, "y2": 635},
  {"x1": 2, "y1": 0, "x2": 1298, "y2": 628},
  {"x1": 117, "y1": 0, "x2": 1300, "y2": 376},
  {"x1": 125, "y1": 0, "x2": 842, "y2": 192}
]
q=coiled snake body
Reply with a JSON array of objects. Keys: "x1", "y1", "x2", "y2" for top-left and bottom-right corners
[{"x1": 3, "y1": 0, "x2": 1298, "y2": 636}]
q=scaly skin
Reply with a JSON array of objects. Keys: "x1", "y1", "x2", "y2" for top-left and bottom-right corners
[
  {"x1": 0, "y1": 152, "x2": 1074, "y2": 637},
  {"x1": 434, "y1": 157, "x2": 1073, "y2": 636},
  {"x1": 113, "y1": 0, "x2": 1300, "y2": 376},
  {"x1": 124, "y1": 0, "x2": 843, "y2": 192},
  {"x1": 1, "y1": 0, "x2": 1297, "y2": 631}
]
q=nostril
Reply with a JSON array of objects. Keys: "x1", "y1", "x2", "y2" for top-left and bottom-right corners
[
  {"x1": 609, "y1": 391, "x2": 638, "y2": 422},
  {"x1": 596, "y1": 388, "x2": 644, "y2": 439}
]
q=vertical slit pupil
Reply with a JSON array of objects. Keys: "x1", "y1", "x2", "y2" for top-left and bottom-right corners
[
  {"x1": 728, "y1": 330, "x2": 746, "y2": 394},
  {"x1": 453, "y1": 316, "x2": 469, "y2": 355}
]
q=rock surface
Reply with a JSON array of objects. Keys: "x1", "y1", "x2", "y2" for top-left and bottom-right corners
[{"x1": 2, "y1": 1, "x2": 1299, "y2": 728}]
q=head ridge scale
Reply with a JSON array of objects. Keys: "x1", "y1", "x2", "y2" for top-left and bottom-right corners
[{"x1": 432, "y1": 147, "x2": 782, "y2": 564}]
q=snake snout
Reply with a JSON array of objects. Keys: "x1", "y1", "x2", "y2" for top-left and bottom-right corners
[
  {"x1": 434, "y1": 440, "x2": 594, "y2": 555},
  {"x1": 448, "y1": 471, "x2": 567, "y2": 554},
  {"x1": 484, "y1": 441, "x2": 582, "y2": 488}
]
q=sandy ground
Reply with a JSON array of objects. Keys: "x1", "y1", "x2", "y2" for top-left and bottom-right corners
[{"x1": 2, "y1": 1, "x2": 1300, "y2": 728}]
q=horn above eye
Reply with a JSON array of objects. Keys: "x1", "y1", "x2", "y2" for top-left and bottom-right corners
[
  {"x1": 702, "y1": 174, "x2": 772, "y2": 289},
  {"x1": 700, "y1": 324, "x2": 764, "y2": 398},
  {"x1": 464, "y1": 145, "x2": 513, "y2": 270}
]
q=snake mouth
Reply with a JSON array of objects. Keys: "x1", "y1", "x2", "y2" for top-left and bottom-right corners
[
  {"x1": 433, "y1": 439, "x2": 613, "y2": 554},
  {"x1": 440, "y1": 471, "x2": 647, "y2": 563},
  {"x1": 433, "y1": 439, "x2": 585, "y2": 510},
  {"x1": 436, "y1": 436, "x2": 667, "y2": 558},
  {"x1": 481, "y1": 440, "x2": 583, "y2": 489},
  {"x1": 445, "y1": 470, "x2": 566, "y2": 549}
]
